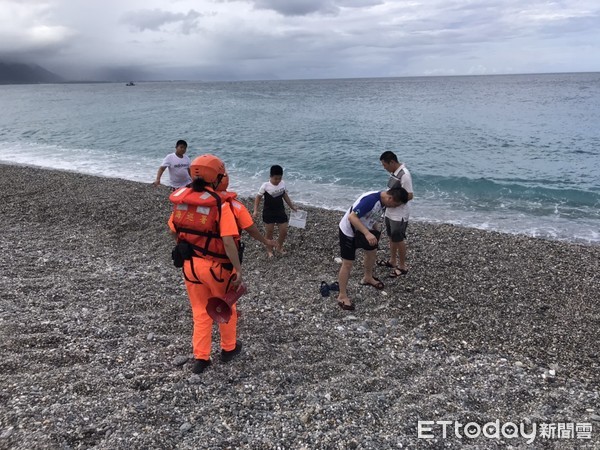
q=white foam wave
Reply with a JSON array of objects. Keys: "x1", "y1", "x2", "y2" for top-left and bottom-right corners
[
  {"x1": 1, "y1": 140, "x2": 598, "y2": 244},
  {"x1": 415, "y1": 201, "x2": 600, "y2": 244},
  {"x1": 0, "y1": 140, "x2": 158, "y2": 184}
]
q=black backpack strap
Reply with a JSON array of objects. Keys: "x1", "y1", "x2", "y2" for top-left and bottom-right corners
[
  {"x1": 183, "y1": 257, "x2": 203, "y2": 284},
  {"x1": 387, "y1": 169, "x2": 405, "y2": 189}
]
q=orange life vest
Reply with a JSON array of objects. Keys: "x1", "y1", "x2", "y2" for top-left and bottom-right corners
[
  {"x1": 169, "y1": 187, "x2": 236, "y2": 264},
  {"x1": 218, "y1": 190, "x2": 237, "y2": 203}
]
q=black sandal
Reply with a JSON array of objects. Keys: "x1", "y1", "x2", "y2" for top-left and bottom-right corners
[
  {"x1": 338, "y1": 300, "x2": 355, "y2": 311},
  {"x1": 389, "y1": 268, "x2": 408, "y2": 278},
  {"x1": 360, "y1": 276, "x2": 385, "y2": 290},
  {"x1": 376, "y1": 259, "x2": 394, "y2": 268},
  {"x1": 389, "y1": 268, "x2": 401, "y2": 278}
]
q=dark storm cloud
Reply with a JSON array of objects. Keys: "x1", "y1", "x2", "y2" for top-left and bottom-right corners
[
  {"x1": 217, "y1": 0, "x2": 382, "y2": 16},
  {"x1": 2, "y1": 0, "x2": 600, "y2": 81},
  {"x1": 252, "y1": 0, "x2": 338, "y2": 16},
  {"x1": 0, "y1": 35, "x2": 73, "y2": 63},
  {"x1": 120, "y1": 9, "x2": 202, "y2": 34}
]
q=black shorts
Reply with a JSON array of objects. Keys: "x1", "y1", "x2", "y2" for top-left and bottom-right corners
[
  {"x1": 339, "y1": 228, "x2": 381, "y2": 261},
  {"x1": 339, "y1": 229, "x2": 357, "y2": 260},
  {"x1": 385, "y1": 217, "x2": 408, "y2": 242},
  {"x1": 263, "y1": 209, "x2": 288, "y2": 224}
]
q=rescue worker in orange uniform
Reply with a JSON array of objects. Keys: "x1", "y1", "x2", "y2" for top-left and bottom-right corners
[{"x1": 168, "y1": 154, "x2": 244, "y2": 374}]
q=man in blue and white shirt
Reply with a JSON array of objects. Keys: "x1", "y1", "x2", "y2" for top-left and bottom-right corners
[{"x1": 336, "y1": 188, "x2": 408, "y2": 310}]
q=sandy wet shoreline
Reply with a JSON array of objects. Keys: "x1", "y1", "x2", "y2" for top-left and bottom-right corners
[{"x1": 0, "y1": 164, "x2": 598, "y2": 449}]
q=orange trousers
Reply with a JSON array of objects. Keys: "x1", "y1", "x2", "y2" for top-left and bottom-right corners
[{"x1": 183, "y1": 257, "x2": 238, "y2": 360}]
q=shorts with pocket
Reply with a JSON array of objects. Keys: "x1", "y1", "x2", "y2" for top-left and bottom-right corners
[
  {"x1": 385, "y1": 217, "x2": 408, "y2": 242},
  {"x1": 339, "y1": 228, "x2": 381, "y2": 261}
]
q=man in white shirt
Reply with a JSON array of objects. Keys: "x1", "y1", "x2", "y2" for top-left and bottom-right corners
[
  {"x1": 153, "y1": 140, "x2": 192, "y2": 190},
  {"x1": 379, "y1": 151, "x2": 414, "y2": 276}
]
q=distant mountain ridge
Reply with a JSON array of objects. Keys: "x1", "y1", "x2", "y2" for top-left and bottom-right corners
[{"x1": 0, "y1": 62, "x2": 63, "y2": 84}]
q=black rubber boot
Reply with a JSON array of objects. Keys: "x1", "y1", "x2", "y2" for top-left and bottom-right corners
[
  {"x1": 221, "y1": 341, "x2": 243, "y2": 362},
  {"x1": 191, "y1": 358, "x2": 211, "y2": 374}
]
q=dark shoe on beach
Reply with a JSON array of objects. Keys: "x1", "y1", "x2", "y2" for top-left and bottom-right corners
[
  {"x1": 320, "y1": 281, "x2": 330, "y2": 297},
  {"x1": 390, "y1": 268, "x2": 409, "y2": 278},
  {"x1": 376, "y1": 259, "x2": 395, "y2": 268},
  {"x1": 221, "y1": 341, "x2": 243, "y2": 362},
  {"x1": 191, "y1": 358, "x2": 211, "y2": 374},
  {"x1": 360, "y1": 276, "x2": 384, "y2": 290},
  {"x1": 328, "y1": 281, "x2": 339, "y2": 292},
  {"x1": 338, "y1": 300, "x2": 355, "y2": 311}
]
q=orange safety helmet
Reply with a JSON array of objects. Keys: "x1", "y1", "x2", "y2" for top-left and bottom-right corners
[{"x1": 190, "y1": 154, "x2": 229, "y2": 191}]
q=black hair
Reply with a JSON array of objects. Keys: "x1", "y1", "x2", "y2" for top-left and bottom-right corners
[
  {"x1": 270, "y1": 165, "x2": 283, "y2": 176},
  {"x1": 379, "y1": 151, "x2": 398, "y2": 163},
  {"x1": 191, "y1": 177, "x2": 209, "y2": 192},
  {"x1": 176, "y1": 140, "x2": 188, "y2": 148},
  {"x1": 387, "y1": 187, "x2": 409, "y2": 204}
]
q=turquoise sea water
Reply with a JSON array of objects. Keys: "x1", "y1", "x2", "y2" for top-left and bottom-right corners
[{"x1": 1, "y1": 73, "x2": 599, "y2": 243}]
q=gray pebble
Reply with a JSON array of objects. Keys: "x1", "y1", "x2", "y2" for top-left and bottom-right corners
[{"x1": 173, "y1": 356, "x2": 189, "y2": 367}]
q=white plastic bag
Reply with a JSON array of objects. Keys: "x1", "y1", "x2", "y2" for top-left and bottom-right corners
[{"x1": 289, "y1": 210, "x2": 307, "y2": 229}]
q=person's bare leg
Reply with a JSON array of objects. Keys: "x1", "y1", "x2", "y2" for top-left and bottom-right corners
[
  {"x1": 337, "y1": 259, "x2": 353, "y2": 306},
  {"x1": 398, "y1": 240, "x2": 408, "y2": 271},
  {"x1": 265, "y1": 223, "x2": 275, "y2": 257},
  {"x1": 361, "y1": 249, "x2": 378, "y2": 284},
  {"x1": 389, "y1": 241, "x2": 399, "y2": 267},
  {"x1": 276, "y1": 222, "x2": 288, "y2": 254}
]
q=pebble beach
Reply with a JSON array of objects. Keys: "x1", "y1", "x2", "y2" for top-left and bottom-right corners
[{"x1": 0, "y1": 163, "x2": 599, "y2": 449}]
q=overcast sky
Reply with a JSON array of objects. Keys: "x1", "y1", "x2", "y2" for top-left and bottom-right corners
[{"x1": 1, "y1": 0, "x2": 599, "y2": 81}]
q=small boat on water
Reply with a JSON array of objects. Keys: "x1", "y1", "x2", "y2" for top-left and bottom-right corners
[{"x1": 126, "y1": 81, "x2": 135, "y2": 86}]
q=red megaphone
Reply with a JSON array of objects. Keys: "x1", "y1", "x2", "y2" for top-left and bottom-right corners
[{"x1": 206, "y1": 284, "x2": 247, "y2": 324}]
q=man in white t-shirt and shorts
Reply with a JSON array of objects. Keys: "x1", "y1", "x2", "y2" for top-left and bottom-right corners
[
  {"x1": 379, "y1": 151, "x2": 414, "y2": 277},
  {"x1": 153, "y1": 140, "x2": 192, "y2": 190}
]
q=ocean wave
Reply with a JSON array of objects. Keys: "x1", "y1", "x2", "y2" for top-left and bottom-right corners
[
  {"x1": 2, "y1": 74, "x2": 599, "y2": 244},
  {"x1": 1, "y1": 142, "x2": 599, "y2": 244},
  {"x1": 417, "y1": 174, "x2": 600, "y2": 211}
]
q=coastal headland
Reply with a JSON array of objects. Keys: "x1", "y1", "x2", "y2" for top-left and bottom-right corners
[{"x1": 1, "y1": 164, "x2": 598, "y2": 448}]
